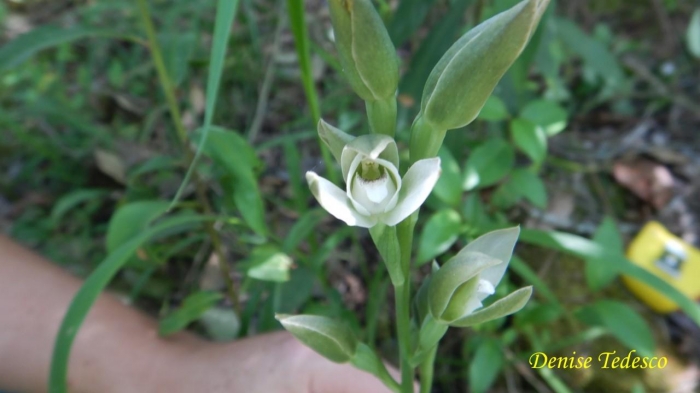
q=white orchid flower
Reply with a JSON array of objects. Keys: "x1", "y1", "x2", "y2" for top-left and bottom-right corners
[{"x1": 306, "y1": 120, "x2": 441, "y2": 228}]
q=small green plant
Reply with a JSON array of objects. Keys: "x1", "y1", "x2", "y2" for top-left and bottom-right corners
[{"x1": 275, "y1": 1, "x2": 550, "y2": 391}]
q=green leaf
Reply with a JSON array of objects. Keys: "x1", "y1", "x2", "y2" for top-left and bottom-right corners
[
  {"x1": 417, "y1": 209, "x2": 462, "y2": 265},
  {"x1": 520, "y1": 99, "x2": 568, "y2": 136},
  {"x1": 519, "y1": 229, "x2": 700, "y2": 327},
  {"x1": 243, "y1": 246, "x2": 293, "y2": 282},
  {"x1": 515, "y1": 302, "x2": 562, "y2": 327},
  {"x1": 202, "y1": 128, "x2": 268, "y2": 237},
  {"x1": 51, "y1": 189, "x2": 109, "y2": 226},
  {"x1": 159, "y1": 291, "x2": 224, "y2": 336},
  {"x1": 687, "y1": 9, "x2": 700, "y2": 59},
  {"x1": 511, "y1": 118, "x2": 547, "y2": 164},
  {"x1": 350, "y1": 343, "x2": 402, "y2": 392},
  {"x1": 277, "y1": 314, "x2": 358, "y2": 363},
  {"x1": 478, "y1": 95, "x2": 510, "y2": 121},
  {"x1": 451, "y1": 286, "x2": 533, "y2": 327},
  {"x1": 469, "y1": 338, "x2": 504, "y2": 393},
  {"x1": 462, "y1": 139, "x2": 515, "y2": 190},
  {"x1": 576, "y1": 300, "x2": 655, "y2": 358},
  {"x1": 369, "y1": 224, "x2": 404, "y2": 286},
  {"x1": 585, "y1": 216, "x2": 623, "y2": 291},
  {"x1": 0, "y1": 25, "x2": 126, "y2": 73},
  {"x1": 492, "y1": 169, "x2": 547, "y2": 209},
  {"x1": 555, "y1": 18, "x2": 625, "y2": 92},
  {"x1": 106, "y1": 200, "x2": 171, "y2": 253},
  {"x1": 50, "y1": 214, "x2": 211, "y2": 392},
  {"x1": 431, "y1": 147, "x2": 463, "y2": 207}
]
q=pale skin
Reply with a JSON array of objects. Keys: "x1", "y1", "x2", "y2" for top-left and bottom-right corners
[{"x1": 0, "y1": 235, "x2": 400, "y2": 393}]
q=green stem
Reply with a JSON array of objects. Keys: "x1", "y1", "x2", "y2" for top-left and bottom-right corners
[
  {"x1": 394, "y1": 282, "x2": 413, "y2": 393},
  {"x1": 394, "y1": 216, "x2": 418, "y2": 392},
  {"x1": 419, "y1": 346, "x2": 438, "y2": 393}
]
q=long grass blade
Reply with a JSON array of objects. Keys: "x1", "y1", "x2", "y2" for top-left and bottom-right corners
[
  {"x1": 48, "y1": 214, "x2": 211, "y2": 393},
  {"x1": 169, "y1": 0, "x2": 241, "y2": 209}
]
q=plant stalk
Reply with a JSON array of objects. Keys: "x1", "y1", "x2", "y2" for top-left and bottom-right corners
[
  {"x1": 419, "y1": 346, "x2": 437, "y2": 393},
  {"x1": 394, "y1": 216, "x2": 418, "y2": 392}
]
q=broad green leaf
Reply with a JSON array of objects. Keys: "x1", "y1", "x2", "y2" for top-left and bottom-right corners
[
  {"x1": 50, "y1": 214, "x2": 211, "y2": 392},
  {"x1": 519, "y1": 229, "x2": 700, "y2": 327},
  {"x1": 585, "y1": 216, "x2": 623, "y2": 291},
  {"x1": 51, "y1": 189, "x2": 109, "y2": 226},
  {"x1": 520, "y1": 99, "x2": 568, "y2": 136},
  {"x1": 511, "y1": 118, "x2": 547, "y2": 164},
  {"x1": 469, "y1": 338, "x2": 504, "y2": 393},
  {"x1": 493, "y1": 169, "x2": 547, "y2": 209},
  {"x1": 555, "y1": 18, "x2": 625, "y2": 92},
  {"x1": 106, "y1": 200, "x2": 170, "y2": 253},
  {"x1": 369, "y1": 224, "x2": 404, "y2": 285},
  {"x1": 202, "y1": 128, "x2": 268, "y2": 237},
  {"x1": 243, "y1": 246, "x2": 293, "y2": 282},
  {"x1": 417, "y1": 209, "x2": 462, "y2": 265},
  {"x1": 687, "y1": 9, "x2": 700, "y2": 59},
  {"x1": 462, "y1": 139, "x2": 515, "y2": 191},
  {"x1": 277, "y1": 314, "x2": 358, "y2": 363},
  {"x1": 0, "y1": 26, "x2": 127, "y2": 73},
  {"x1": 576, "y1": 300, "x2": 655, "y2": 358},
  {"x1": 478, "y1": 95, "x2": 510, "y2": 121},
  {"x1": 431, "y1": 147, "x2": 463, "y2": 207},
  {"x1": 350, "y1": 343, "x2": 402, "y2": 393},
  {"x1": 159, "y1": 291, "x2": 224, "y2": 336}
]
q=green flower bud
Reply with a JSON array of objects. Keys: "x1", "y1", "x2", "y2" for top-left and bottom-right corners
[
  {"x1": 329, "y1": 0, "x2": 399, "y2": 102},
  {"x1": 276, "y1": 314, "x2": 358, "y2": 363},
  {"x1": 411, "y1": 0, "x2": 549, "y2": 160},
  {"x1": 329, "y1": 0, "x2": 399, "y2": 136}
]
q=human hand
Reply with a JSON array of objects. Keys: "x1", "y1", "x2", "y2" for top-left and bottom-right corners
[{"x1": 168, "y1": 331, "x2": 403, "y2": 393}]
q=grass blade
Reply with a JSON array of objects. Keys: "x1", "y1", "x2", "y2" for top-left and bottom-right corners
[
  {"x1": 49, "y1": 214, "x2": 211, "y2": 393},
  {"x1": 169, "y1": 0, "x2": 241, "y2": 209},
  {"x1": 0, "y1": 26, "x2": 139, "y2": 73},
  {"x1": 286, "y1": 0, "x2": 338, "y2": 184}
]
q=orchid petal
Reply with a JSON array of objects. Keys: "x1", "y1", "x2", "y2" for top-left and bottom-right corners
[
  {"x1": 382, "y1": 157, "x2": 441, "y2": 226},
  {"x1": 306, "y1": 172, "x2": 376, "y2": 228},
  {"x1": 341, "y1": 135, "x2": 398, "y2": 179}
]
